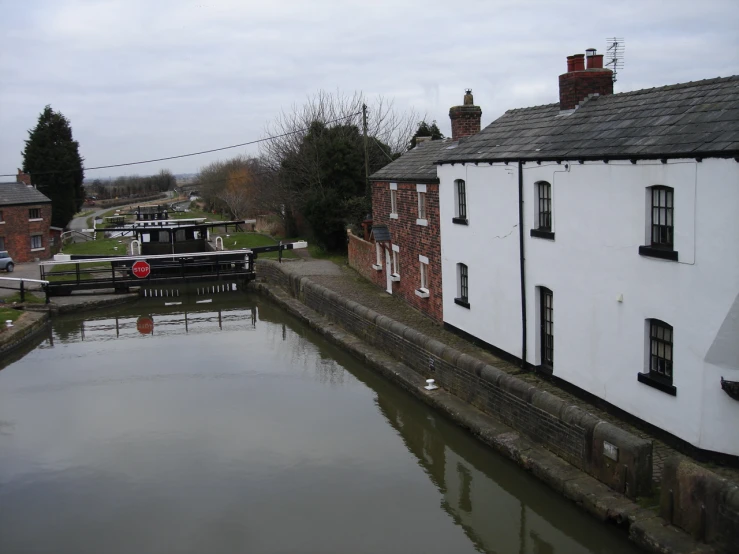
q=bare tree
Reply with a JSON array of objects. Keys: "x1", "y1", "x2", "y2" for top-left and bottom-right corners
[{"x1": 261, "y1": 90, "x2": 421, "y2": 187}]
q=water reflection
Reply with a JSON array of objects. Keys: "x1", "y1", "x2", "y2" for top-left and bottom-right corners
[{"x1": 0, "y1": 294, "x2": 637, "y2": 554}]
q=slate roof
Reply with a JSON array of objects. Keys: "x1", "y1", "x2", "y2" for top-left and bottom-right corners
[
  {"x1": 0, "y1": 181, "x2": 52, "y2": 206},
  {"x1": 370, "y1": 139, "x2": 453, "y2": 182},
  {"x1": 370, "y1": 224, "x2": 392, "y2": 242},
  {"x1": 439, "y1": 76, "x2": 739, "y2": 164}
]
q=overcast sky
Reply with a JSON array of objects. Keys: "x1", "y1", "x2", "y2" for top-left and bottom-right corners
[{"x1": 1, "y1": 0, "x2": 737, "y2": 180}]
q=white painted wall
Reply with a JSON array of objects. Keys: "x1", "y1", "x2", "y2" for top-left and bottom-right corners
[
  {"x1": 439, "y1": 163, "x2": 523, "y2": 359},
  {"x1": 439, "y1": 158, "x2": 739, "y2": 455}
]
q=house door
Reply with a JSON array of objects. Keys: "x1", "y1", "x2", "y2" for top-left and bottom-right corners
[
  {"x1": 540, "y1": 287, "x2": 553, "y2": 371},
  {"x1": 385, "y1": 249, "x2": 393, "y2": 294}
]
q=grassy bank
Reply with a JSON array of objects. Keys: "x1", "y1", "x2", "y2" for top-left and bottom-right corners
[
  {"x1": 61, "y1": 238, "x2": 130, "y2": 257},
  {"x1": 0, "y1": 307, "x2": 22, "y2": 323}
]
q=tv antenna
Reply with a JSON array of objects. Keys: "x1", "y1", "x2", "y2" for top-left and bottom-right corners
[{"x1": 606, "y1": 38, "x2": 625, "y2": 83}]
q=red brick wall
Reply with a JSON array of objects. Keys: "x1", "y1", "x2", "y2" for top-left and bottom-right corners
[
  {"x1": 449, "y1": 106, "x2": 482, "y2": 141},
  {"x1": 558, "y1": 69, "x2": 613, "y2": 110},
  {"x1": 370, "y1": 180, "x2": 443, "y2": 322},
  {"x1": 348, "y1": 232, "x2": 384, "y2": 287},
  {"x1": 0, "y1": 203, "x2": 52, "y2": 262}
]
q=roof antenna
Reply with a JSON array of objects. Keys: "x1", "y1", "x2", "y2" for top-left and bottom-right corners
[{"x1": 606, "y1": 38, "x2": 625, "y2": 83}]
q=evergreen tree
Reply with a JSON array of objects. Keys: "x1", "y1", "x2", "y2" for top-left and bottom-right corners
[
  {"x1": 22, "y1": 106, "x2": 84, "y2": 228},
  {"x1": 409, "y1": 120, "x2": 444, "y2": 149}
]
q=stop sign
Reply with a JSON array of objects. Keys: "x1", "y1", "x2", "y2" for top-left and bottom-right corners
[
  {"x1": 137, "y1": 316, "x2": 154, "y2": 335},
  {"x1": 132, "y1": 260, "x2": 151, "y2": 279}
]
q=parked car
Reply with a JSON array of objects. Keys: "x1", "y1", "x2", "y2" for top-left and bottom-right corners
[{"x1": 0, "y1": 251, "x2": 14, "y2": 272}]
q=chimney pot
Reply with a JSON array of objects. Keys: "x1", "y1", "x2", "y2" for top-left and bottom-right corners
[
  {"x1": 585, "y1": 48, "x2": 597, "y2": 58},
  {"x1": 587, "y1": 54, "x2": 604, "y2": 69},
  {"x1": 572, "y1": 54, "x2": 585, "y2": 71}
]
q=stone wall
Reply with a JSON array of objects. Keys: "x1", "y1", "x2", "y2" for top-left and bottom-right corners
[
  {"x1": 0, "y1": 311, "x2": 50, "y2": 357},
  {"x1": 256, "y1": 259, "x2": 653, "y2": 498},
  {"x1": 660, "y1": 456, "x2": 739, "y2": 553}
]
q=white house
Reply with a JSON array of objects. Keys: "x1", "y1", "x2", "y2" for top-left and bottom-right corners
[{"x1": 435, "y1": 51, "x2": 739, "y2": 457}]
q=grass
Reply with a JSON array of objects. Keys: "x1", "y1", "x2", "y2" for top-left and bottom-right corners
[
  {"x1": 74, "y1": 210, "x2": 94, "y2": 218},
  {"x1": 0, "y1": 307, "x2": 22, "y2": 323},
  {"x1": 61, "y1": 238, "x2": 130, "y2": 257},
  {"x1": 4, "y1": 291, "x2": 44, "y2": 304},
  {"x1": 170, "y1": 209, "x2": 227, "y2": 221},
  {"x1": 213, "y1": 232, "x2": 298, "y2": 259}
]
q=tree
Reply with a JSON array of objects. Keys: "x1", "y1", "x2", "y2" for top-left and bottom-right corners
[
  {"x1": 409, "y1": 120, "x2": 444, "y2": 149},
  {"x1": 262, "y1": 90, "x2": 420, "y2": 250},
  {"x1": 218, "y1": 166, "x2": 255, "y2": 220},
  {"x1": 22, "y1": 106, "x2": 84, "y2": 228}
]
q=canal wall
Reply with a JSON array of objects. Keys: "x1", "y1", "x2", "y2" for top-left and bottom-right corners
[
  {"x1": 0, "y1": 310, "x2": 50, "y2": 358},
  {"x1": 251, "y1": 267, "x2": 718, "y2": 554},
  {"x1": 255, "y1": 259, "x2": 652, "y2": 498}
]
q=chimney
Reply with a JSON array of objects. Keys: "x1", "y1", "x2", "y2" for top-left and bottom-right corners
[
  {"x1": 449, "y1": 89, "x2": 482, "y2": 141},
  {"x1": 17, "y1": 169, "x2": 32, "y2": 187},
  {"x1": 559, "y1": 49, "x2": 613, "y2": 111},
  {"x1": 415, "y1": 136, "x2": 432, "y2": 146}
]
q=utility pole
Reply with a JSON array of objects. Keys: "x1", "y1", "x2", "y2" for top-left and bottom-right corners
[{"x1": 362, "y1": 103, "x2": 370, "y2": 200}]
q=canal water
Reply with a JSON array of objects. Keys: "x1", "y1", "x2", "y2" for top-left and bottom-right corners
[{"x1": 0, "y1": 294, "x2": 640, "y2": 554}]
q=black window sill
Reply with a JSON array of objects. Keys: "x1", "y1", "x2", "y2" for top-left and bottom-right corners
[
  {"x1": 639, "y1": 245, "x2": 678, "y2": 262},
  {"x1": 530, "y1": 229, "x2": 555, "y2": 240},
  {"x1": 454, "y1": 298, "x2": 470, "y2": 309},
  {"x1": 452, "y1": 217, "x2": 469, "y2": 225},
  {"x1": 637, "y1": 372, "x2": 677, "y2": 396}
]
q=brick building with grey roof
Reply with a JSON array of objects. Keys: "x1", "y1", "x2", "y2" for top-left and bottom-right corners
[{"x1": 0, "y1": 171, "x2": 54, "y2": 263}]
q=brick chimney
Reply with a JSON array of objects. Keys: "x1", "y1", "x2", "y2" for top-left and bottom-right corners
[
  {"x1": 559, "y1": 49, "x2": 613, "y2": 111},
  {"x1": 17, "y1": 169, "x2": 32, "y2": 186},
  {"x1": 449, "y1": 89, "x2": 482, "y2": 140}
]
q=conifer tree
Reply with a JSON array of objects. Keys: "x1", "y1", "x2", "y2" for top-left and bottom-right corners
[{"x1": 22, "y1": 106, "x2": 84, "y2": 228}]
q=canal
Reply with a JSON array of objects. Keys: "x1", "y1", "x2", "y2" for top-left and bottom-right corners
[{"x1": 0, "y1": 294, "x2": 641, "y2": 554}]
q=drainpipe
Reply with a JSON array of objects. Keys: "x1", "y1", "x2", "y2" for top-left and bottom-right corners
[{"x1": 518, "y1": 160, "x2": 527, "y2": 369}]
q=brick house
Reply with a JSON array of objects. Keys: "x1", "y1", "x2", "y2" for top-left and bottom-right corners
[
  {"x1": 0, "y1": 170, "x2": 53, "y2": 262},
  {"x1": 348, "y1": 91, "x2": 482, "y2": 322}
]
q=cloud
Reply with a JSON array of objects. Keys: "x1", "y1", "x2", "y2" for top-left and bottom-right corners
[{"x1": 1, "y1": 0, "x2": 737, "y2": 177}]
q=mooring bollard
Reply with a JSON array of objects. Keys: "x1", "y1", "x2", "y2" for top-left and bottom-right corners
[
  {"x1": 5, "y1": 320, "x2": 13, "y2": 328},
  {"x1": 424, "y1": 379, "x2": 438, "y2": 391}
]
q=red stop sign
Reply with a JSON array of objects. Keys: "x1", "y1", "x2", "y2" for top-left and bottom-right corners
[
  {"x1": 137, "y1": 316, "x2": 154, "y2": 335},
  {"x1": 132, "y1": 260, "x2": 151, "y2": 279}
]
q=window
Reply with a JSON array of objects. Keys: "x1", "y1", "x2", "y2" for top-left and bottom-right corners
[
  {"x1": 0, "y1": 210, "x2": 4, "y2": 222},
  {"x1": 540, "y1": 287, "x2": 553, "y2": 372},
  {"x1": 453, "y1": 180, "x2": 468, "y2": 224},
  {"x1": 639, "y1": 186, "x2": 678, "y2": 261},
  {"x1": 0, "y1": 237, "x2": 4, "y2": 250},
  {"x1": 455, "y1": 263, "x2": 470, "y2": 308},
  {"x1": 392, "y1": 244, "x2": 400, "y2": 277},
  {"x1": 29, "y1": 208, "x2": 41, "y2": 219},
  {"x1": 650, "y1": 187, "x2": 674, "y2": 248},
  {"x1": 372, "y1": 243, "x2": 382, "y2": 270},
  {"x1": 638, "y1": 320, "x2": 676, "y2": 395},
  {"x1": 416, "y1": 184, "x2": 427, "y2": 225},
  {"x1": 415, "y1": 255, "x2": 430, "y2": 298},
  {"x1": 531, "y1": 182, "x2": 554, "y2": 239},
  {"x1": 390, "y1": 183, "x2": 398, "y2": 219},
  {"x1": 31, "y1": 235, "x2": 43, "y2": 250}
]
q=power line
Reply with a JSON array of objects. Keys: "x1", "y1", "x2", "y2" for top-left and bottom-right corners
[{"x1": 1, "y1": 111, "x2": 362, "y2": 178}]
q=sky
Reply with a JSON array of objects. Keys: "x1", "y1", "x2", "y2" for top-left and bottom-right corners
[{"x1": 1, "y1": 0, "x2": 737, "y2": 180}]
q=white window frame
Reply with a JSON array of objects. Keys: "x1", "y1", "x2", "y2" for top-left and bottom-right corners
[
  {"x1": 415, "y1": 254, "x2": 430, "y2": 297},
  {"x1": 416, "y1": 184, "x2": 428, "y2": 226},
  {"x1": 30, "y1": 234, "x2": 43, "y2": 251},
  {"x1": 390, "y1": 183, "x2": 398, "y2": 219},
  {"x1": 372, "y1": 242, "x2": 383, "y2": 271},
  {"x1": 391, "y1": 244, "x2": 400, "y2": 281}
]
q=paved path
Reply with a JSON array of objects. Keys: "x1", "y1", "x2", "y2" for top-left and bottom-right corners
[
  {"x1": 280, "y1": 256, "x2": 739, "y2": 487},
  {"x1": 0, "y1": 262, "x2": 44, "y2": 299}
]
